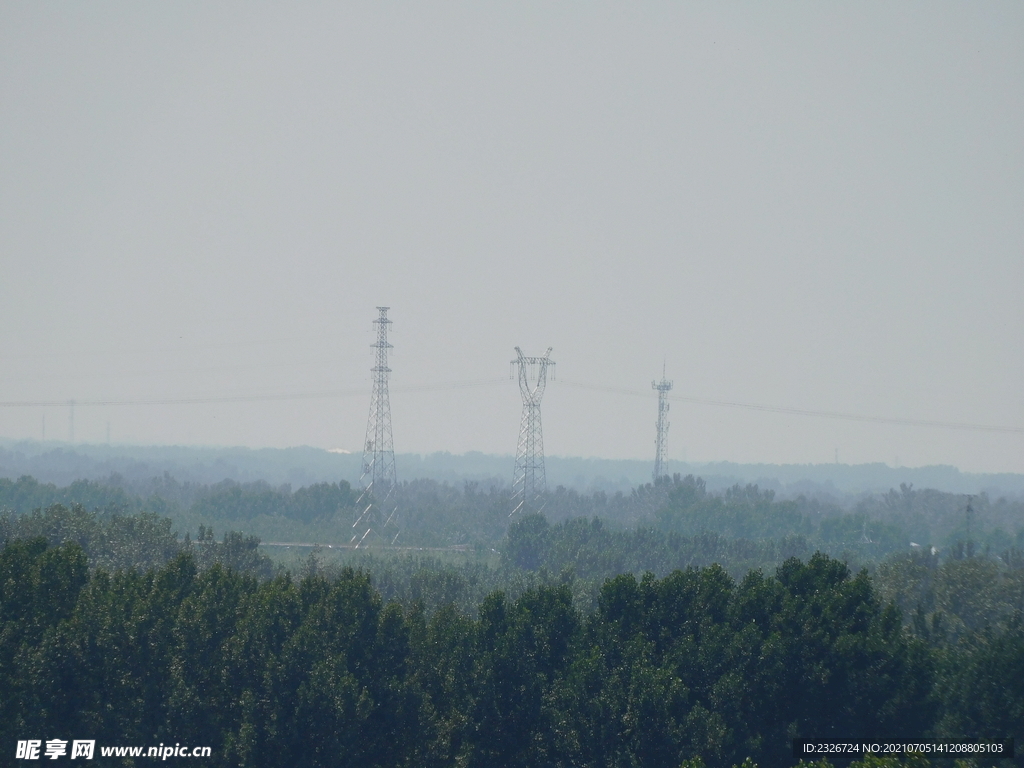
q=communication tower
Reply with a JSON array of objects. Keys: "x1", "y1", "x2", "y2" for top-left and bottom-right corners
[
  {"x1": 652, "y1": 367, "x2": 673, "y2": 482},
  {"x1": 354, "y1": 307, "x2": 399, "y2": 546},
  {"x1": 511, "y1": 347, "x2": 554, "y2": 516}
]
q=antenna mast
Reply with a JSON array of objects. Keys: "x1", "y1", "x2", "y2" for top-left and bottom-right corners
[
  {"x1": 354, "y1": 307, "x2": 399, "y2": 546},
  {"x1": 511, "y1": 347, "x2": 554, "y2": 516},
  {"x1": 652, "y1": 366, "x2": 673, "y2": 482}
]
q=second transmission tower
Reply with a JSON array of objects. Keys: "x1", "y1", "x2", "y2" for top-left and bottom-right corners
[
  {"x1": 354, "y1": 307, "x2": 399, "y2": 546},
  {"x1": 511, "y1": 347, "x2": 554, "y2": 516},
  {"x1": 652, "y1": 366, "x2": 673, "y2": 482}
]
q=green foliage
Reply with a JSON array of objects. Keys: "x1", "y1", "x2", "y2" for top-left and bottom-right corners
[
  {"x1": 1, "y1": 503, "x2": 274, "y2": 579},
  {"x1": 189, "y1": 479, "x2": 357, "y2": 523},
  {"x1": 191, "y1": 526, "x2": 274, "y2": 579},
  {"x1": 0, "y1": 539, "x2": 89, "y2": 747},
  {"x1": 935, "y1": 613, "x2": 1024, "y2": 743},
  {"x1": 6, "y1": 472, "x2": 1024, "y2": 565},
  {"x1": 503, "y1": 510, "x2": 813, "y2": 593},
  {"x1": 0, "y1": 475, "x2": 137, "y2": 515},
  {"x1": 658, "y1": 477, "x2": 812, "y2": 541},
  {"x1": 5, "y1": 471, "x2": 1024, "y2": 767},
  {"x1": 576, "y1": 557, "x2": 936, "y2": 768},
  {"x1": 874, "y1": 546, "x2": 1024, "y2": 643},
  {"x1": 858, "y1": 483, "x2": 1024, "y2": 553},
  {"x1": 3, "y1": 538, "x2": 1022, "y2": 768}
]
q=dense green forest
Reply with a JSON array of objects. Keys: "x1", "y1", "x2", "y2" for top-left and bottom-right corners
[
  {"x1": 2, "y1": 474, "x2": 1022, "y2": 766},
  {"x1": 2, "y1": 534, "x2": 1022, "y2": 767}
]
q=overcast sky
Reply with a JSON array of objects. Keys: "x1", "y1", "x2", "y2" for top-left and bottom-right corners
[{"x1": 1, "y1": 3, "x2": 1021, "y2": 474}]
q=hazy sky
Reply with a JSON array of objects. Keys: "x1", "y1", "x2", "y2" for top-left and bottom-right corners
[{"x1": 1, "y1": 3, "x2": 1022, "y2": 474}]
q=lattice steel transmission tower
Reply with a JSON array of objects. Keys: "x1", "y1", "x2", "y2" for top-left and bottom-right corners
[
  {"x1": 511, "y1": 347, "x2": 554, "y2": 516},
  {"x1": 652, "y1": 366, "x2": 673, "y2": 482},
  {"x1": 354, "y1": 307, "x2": 399, "y2": 546}
]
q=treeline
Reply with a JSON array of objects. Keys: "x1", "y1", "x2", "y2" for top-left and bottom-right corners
[
  {"x1": 504, "y1": 513, "x2": 815, "y2": 588},
  {"x1": 0, "y1": 503, "x2": 272, "y2": 578},
  {"x1": 7, "y1": 501, "x2": 1024, "y2": 639},
  {"x1": 190, "y1": 479, "x2": 357, "y2": 523},
  {"x1": 0, "y1": 474, "x2": 634, "y2": 549},
  {"x1": 8, "y1": 537, "x2": 1022, "y2": 768},
  {"x1": 4, "y1": 473, "x2": 1024, "y2": 557},
  {"x1": 496, "y1": 476, "x2": 1024, "y2": 599},
  {"x1": 875, "y1": 546, "x2": 1024, "y2": 644},
  {"x1": 0, "y1": 476, "x2": 140, "y2": 517},
  {"x1": 0, "y1": 475, "x2": 356, "y2": 524},
  {"x1": 6, "y1": 473, "x2": 1024, "y2": 601},
  {"x1": 3, "y1": 503, "x2": 1023, "y2": 765},
  {"x1": 653, "y1": 475, "x2": 1024, "y2": 557}
]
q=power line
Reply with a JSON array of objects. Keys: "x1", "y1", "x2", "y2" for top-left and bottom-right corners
[
  {"x1": 0, "y1": 375, "x2": 1019, "y2": 435},
  {"x1": 0, "y1": 390, "x2": 362, "y2": 407},
  {"x1": 0, "y1": 331, "x2": 352, "y2": 361},
  {"x1": 558, "y1": 379, "x2": 1024, "y2": 435},
  {"x1": 0, "y1": 378, "x2": 510, "y2": 408}
]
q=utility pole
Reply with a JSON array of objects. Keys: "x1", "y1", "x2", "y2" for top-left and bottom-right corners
[
  {"x1": 68, "y1": 400, "x2": 75, "y2": 443},
  {"x1": 511, "y1": 347, "x2": 554, "y2": 516},
  {"x1": 652, "y1": 366, "x2": 672, "y2": 482},
  {"x1": 354, "y1": 307, "x2": 399, "y2": 546}
]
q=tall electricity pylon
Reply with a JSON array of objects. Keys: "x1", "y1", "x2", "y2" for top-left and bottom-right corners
[
  {"x1": 511, "y1": 347, "x2": 554, "y2": 516},
  {"x1": 354, "y1": 307, "x2": 399, "y2": 546},
  {"x1": 652, "y1": 366, "x2": 673, "y2": 482}
]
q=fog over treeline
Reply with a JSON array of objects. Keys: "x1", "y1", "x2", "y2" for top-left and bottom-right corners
[
  {"x1": 3, "y1": 449, "x2": 1024, "y2": 568},
  {"x1": 2, "y1": 440, "x2": 1022, "y2": 500}
]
